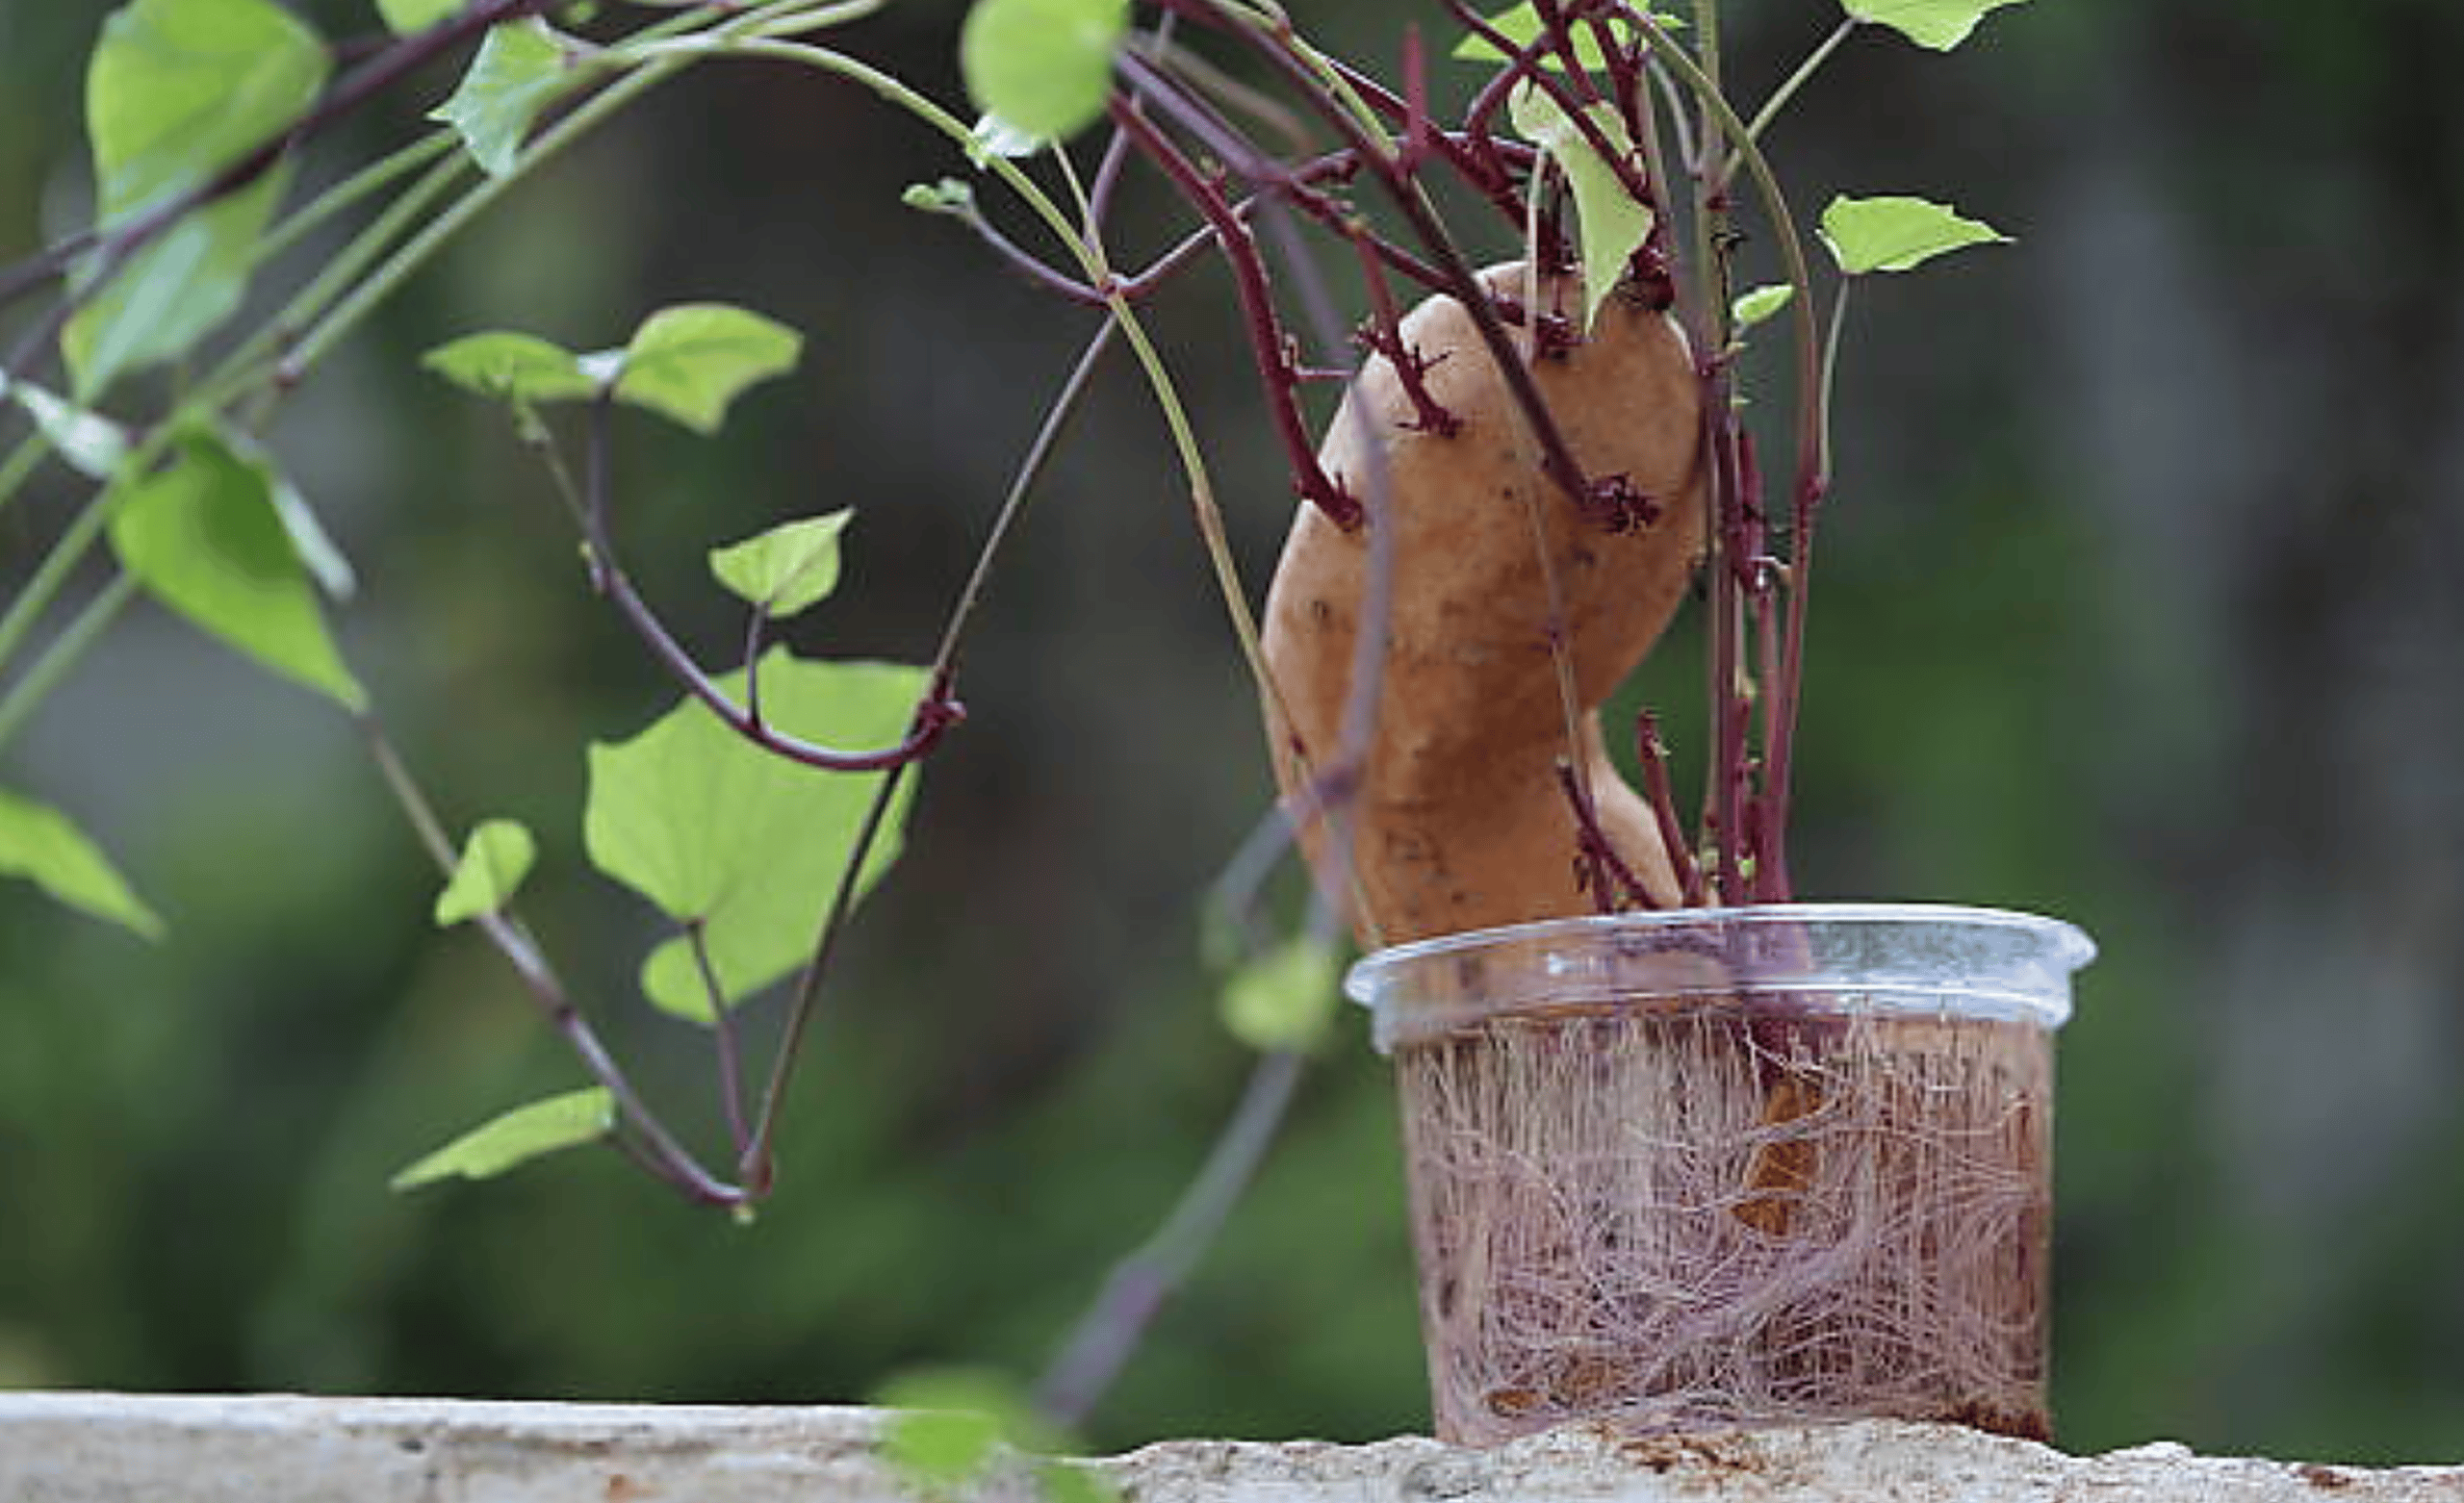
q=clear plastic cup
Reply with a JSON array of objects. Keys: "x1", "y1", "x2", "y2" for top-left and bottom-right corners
[{"x1": 1347, "y1": 904, "x2": 2094, "y2": 1445}]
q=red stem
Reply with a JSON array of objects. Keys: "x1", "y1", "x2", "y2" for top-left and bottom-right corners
[
  {"x1": 1702, "y1": 396, "x2": 1752, "y2": 904},
  {"x1": 1158, "y1": 0, "x2": 1615, "y2": 523},
  {"x1": 1554, "y1": 761, "x2": 1658, "y2": 912},
  {"x1": 1347, "y1": 232, "x2": 1459, "y2": 437},
  {"x1": 1445, "y1": 0, "x2": 1660, "y2": 217},
  {"x1": 1636, "y1": 710, "x2": 1705, "y2": 905},
  {"x1": 1107, "y1": 66, "x2": 1361, "y2": 526},
  {"x1": 1321, "y1": 54, "x2": 1524, "y2": 222}
]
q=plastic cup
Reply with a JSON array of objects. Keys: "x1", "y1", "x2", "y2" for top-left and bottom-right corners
[{"x1": 1347, "y1": 904, "x2": 2094, "y2": 1445}]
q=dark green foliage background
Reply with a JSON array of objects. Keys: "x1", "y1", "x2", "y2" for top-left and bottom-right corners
[{"x1": 4, "y1": 0, "x2": 2463, "y2": 1463}]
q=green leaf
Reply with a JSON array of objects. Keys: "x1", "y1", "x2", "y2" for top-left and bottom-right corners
[
  {"x1": 378, "y1": 0, "x2": 466, "y2": 34},
  {"x1": 960, "y1": 0, "x2": 1127, "y2": 144},
  {"x1": 65, "y1": 0, "x2": 330, "y2": 394},
  {"x1": 67, "y1": 173, "x2": 290, "y2": 398},
  {"x1": 438, "y1": 307, "x2": 802, "y2": 436},
  {"x1": 422, "y1": 330, "x2": 597, "y2": 404},
  {"x1": 708, "y1": 511, "x2": 852, "y2": 620},
  {"x1": 1843, "y1": 0, "x2": 2028, "y2": 51},
  {"x1": 1037, "y1": 1464, "x2": 1121, "y2": 1503},
  {"x1": 108, "y1": 429, "x2": 365, "y2": 709},
  {"x1": 608, "y1": 304, "x2": 803, "y2": 436},
  {"x1": 1219, "y1": 934, "x2": 1341, "y2": 1053},
  {"x1": 1731, "y1": 282, "x2": 1795, "y2": 332},
  {"x1": 874, "y1": 1368, "x2": 1116, "y2": 1503},
  {"x1": 1450, "y1": 3, "x2": 1681, "y2": 70},
  {"x1": 430, "y1": 18, "x2": 577, "y2": 178},
  {"x1": 433, "y1": 819, "x2": 537, "y2": 926},
  {"x1": 878, "y1": 1371, "x2": 1020, "y2": 1489},
  {"x1": 0, "y1": 786, "x2": 163, "y2": 938},
  {"x1": 390, "y1": 1087, "x2": 615, "y2": 1191},
  {"x1": 583, "y1": 651, "x2": 926, "y2": 1020},
  {"x1": 1819, "y1": 194, "x2": 2009, "y2": 274},
  {"x1": 1507, "y1": 85, "x2": 1655, "y2": 330},
  {"x1": 82, "y1": 0, "x2": 328, "y2": 216},
  {"x1": 0, "y1": 373, "x2": 130, "y2": 480}
]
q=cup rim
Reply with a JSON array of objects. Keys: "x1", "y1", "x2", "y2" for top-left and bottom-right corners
[
  {"x1": 1348, "y1": 903, "x2": 2096, "y2": 990},
  {"x1": 1343, "y1": 902, "x2": 2097, "y2": 1048}
]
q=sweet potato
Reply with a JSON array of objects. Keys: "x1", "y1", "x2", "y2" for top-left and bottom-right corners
[{"x1": 1262, "y1": 265, "x2": 1706, "y2": 943}]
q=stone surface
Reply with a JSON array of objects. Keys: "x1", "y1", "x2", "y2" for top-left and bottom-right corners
[{"x1": 0, "y1": 1393, "x2": 2457, "y2": 1502}]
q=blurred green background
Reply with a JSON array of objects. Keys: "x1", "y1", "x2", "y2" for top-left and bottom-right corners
[{"x1": 4, "y1": 0, "x2": 2462, "y2": 1465}]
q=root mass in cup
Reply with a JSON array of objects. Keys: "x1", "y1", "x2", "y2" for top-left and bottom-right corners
[{"x1": 1395, "y1": 1003, "x2": 2052, "y2": 1445}]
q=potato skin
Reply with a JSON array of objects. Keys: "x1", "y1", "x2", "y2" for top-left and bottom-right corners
[{"x1": 1262, "y1": 266, "x2": 1705, "y2": 943}]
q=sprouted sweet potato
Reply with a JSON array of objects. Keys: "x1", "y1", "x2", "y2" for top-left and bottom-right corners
[{"x1": 1263, "y1": 266, "x2": 1706, "y2": 942}]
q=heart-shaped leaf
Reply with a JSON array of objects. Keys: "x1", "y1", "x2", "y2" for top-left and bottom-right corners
[
  {"x1": 108, "y1": 428, "x2": 365, "y2": 709},
  {"x1": 0, "y1": 786, "x2": 163, "y2": 938},
  {"x1": 82, "y1": 0, "x2": 328, "y2": 216},
  {"x1": 708, "y1": 512, "x2": 854, "y2": 620},
  {"x1": 607, "y1": 304, "x2": 803, "y2": 436},
  {"x1": 423, "y1": 330, "x2": 597, "y2": 404},
  {"x1": 391, "y1": 1087, "x2": 615, "y2": 1190},
  {"x1": 431, "y1": 18, "x2": 577, "y2": 178},
  {"x1": 1844, "y1": 0, "x2": 2029, "y2": 51},
  {"x1": 1819, "y1": 194, "x2": 2008, "y2": 274},
  {"x1": 68, "y1": 174, "x2": 291, "y2": 397},
  {"x1": 583, "y1": 650, "x2": 926, "y2": 1020}
]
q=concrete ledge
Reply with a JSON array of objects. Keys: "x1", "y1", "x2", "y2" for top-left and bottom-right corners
[{"x1": 0, "y1": 1392, "x2": 2457, "y2": 1501}]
